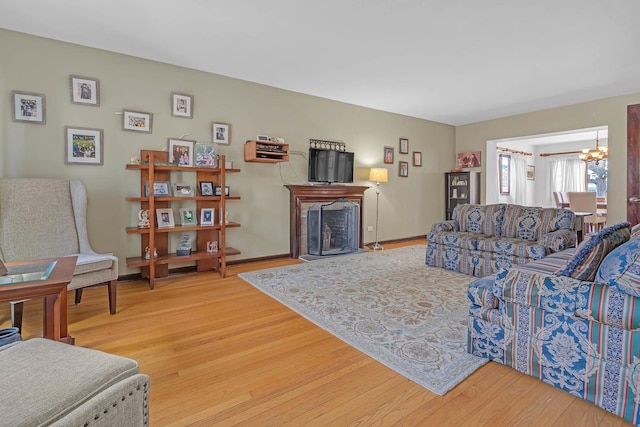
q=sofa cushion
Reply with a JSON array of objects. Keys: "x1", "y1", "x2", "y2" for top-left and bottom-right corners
[
  {"x1": 468, "y1": 274, "x2": 499, "y2": 308},
  {"x1": 501, "y1": 205, "x2": 573, "y2": 241},
  {"x1": 476, "y1": 237, "x2": 548, "y2": 259},
  {"x1": 427, "y1": 231, "x2": 482, "y2": 250},
  {"x1": 537, "y1": 229, "x2": 577, "y2": 253},
  {"x1": 557, "y1": 222, "x2": 631, "y2": 282},
  {"x1": 576, "y1": 282, "x2": 640, "y2": 330},
  {"x1": 453, "y1": 204, "x2": 506, "y2": 236},
  {"x1": 596, "y1": 235, "x2": 640, "y2": 297}
]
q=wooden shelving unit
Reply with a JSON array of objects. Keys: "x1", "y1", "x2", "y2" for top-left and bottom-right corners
[
  {"x1": 125, "y1": 149, "x2": 240, "y2": 288},
  {"x1": 244, "y1": 140, "x2": 289, "y2": 163},
  {"x1": 444, "y1": 171, "x2": 480, "y2": 220}
]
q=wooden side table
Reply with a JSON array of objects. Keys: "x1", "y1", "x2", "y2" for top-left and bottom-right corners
[{"x1": 0, "y1": 256, "x2": 77, "y2": 344}]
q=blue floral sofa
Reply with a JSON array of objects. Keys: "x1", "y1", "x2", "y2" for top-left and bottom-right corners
[
  {"x1": 467, "y1": 222, "x2": 640, "y2": 425},
  {"x1": 426, "y1": 204, "x2": 576, "y2": 277}
]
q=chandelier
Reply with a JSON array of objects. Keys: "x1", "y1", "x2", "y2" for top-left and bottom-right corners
[{"x1": 579, "y1": 131, "x2": 608, "y2": 164}]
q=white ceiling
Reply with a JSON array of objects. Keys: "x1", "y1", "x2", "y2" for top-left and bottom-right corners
[{"x1": 2, "y1": 1, "x2": 640, "y2": 126}]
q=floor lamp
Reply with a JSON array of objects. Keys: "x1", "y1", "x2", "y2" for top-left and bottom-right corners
[{"x1": 368, "y1": 167, "x2": 388, "y2": 251}]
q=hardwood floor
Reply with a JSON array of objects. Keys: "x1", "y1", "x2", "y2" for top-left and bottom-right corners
[{"x1": 1, "y1": 239, "x2": 633, "y2": 426}]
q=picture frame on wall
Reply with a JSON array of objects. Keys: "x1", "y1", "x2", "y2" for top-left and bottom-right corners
[
  {"x1": 64, "y1": 126, "x2": 103, "y2": 165},
  {"x1": 171, "y1": 92, "x2": 193, "y2": 118},
  {"x1": 122, "y1": 110, "x2": 153, "y2": 133},
  {"x1": 499, "y1": 154, "x2": 511, "y2": 195},
  {"x1": 399, "y1": 138, "x2": 409, "y2": 154},
  {"x1": 413, "y1": 151, "x2": 422, "y2": 167},
  {"x1": 457, "y1": 151, "x2": 481, "y2": 168},
  {"x1": 527, "y1": 165, "x2": 535, "y2": 180},
  {"x1": 168, "y1": 138, "x2": 195, "y2": 167},
  {"x1": 399, "y1": 161, "x2": 409, "y2": 177},
  {"x1": 212, "y1": 122, "x2": 230, "y2": 145},
  {"x1": 11, "y1": 91, "x2": 46, "y2": 124},
  {"x1": 384, "y1": 146, "x2": 394, "y2": 164},
  {"x1": 70, "y1": 75, "x2": 100, "y2": 106}
]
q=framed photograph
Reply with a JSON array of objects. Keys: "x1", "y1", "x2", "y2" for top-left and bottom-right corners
[
  {"x1": 168, "y1": 138, "x2": 195, "y2": 167},
  {"x1": 212, "y1": 122, "x2": 230, "y2": 145},
  {"x1": 499, "y1": 154, "x2": 511, "y2": 195},
  {"x1": 122, "y1": 110, "x2": 153, "y2": 133},
  {"x1": 173, "y1": 183, "x2": 194, "y2": 197},
  {"x1": 399, "y1": 138, "x2": 409, "y2": 154},
  {"x1": 527, "y1": 165, "x2": 535, "y2": 180},
  {"x1": 11, "y1": 91, "x2": 46, "y2": 124},
  {"x1": 156, "y1": 208, "x2": 175, "y2": 228},
  {"x1": 399, "y1": 161, "x2": 409, "y2": 177},
  {"x1": 199, "y1": 181, "x2": 214, "y2": 196},
  {"x1": 214, "y1": 186, "x2": 230, "y2": 196},
  {"x1": 171, "y1": 92, "x2": 193, "y2": 118},
  {"x1": 178, "y1": 208, "x2": 197, "y2": 226},
  {"x1": 457, "y1": 151, "x2": 481, "y2": 168},
  {"x1": 413, "y1": 152, "x2": 422, "y2": 167},
  {"x1": 145, "y1": 181, "x2": 171, "y2": 197},
  {"x1": 70, "y1": 75, "x2": 99, "y2": 106},
  {"x1": 384, "y1": 146, "x2": 394, "y2": 164},
  {"x1": 195, "y1": 143, "x2": 218, "y2": 167},
  {"x1": 200, "y1": 208, "x2": 215, "y2": 226},
  {"x1": 64, "y1": 126, "x2": 103, "y2": 165}
]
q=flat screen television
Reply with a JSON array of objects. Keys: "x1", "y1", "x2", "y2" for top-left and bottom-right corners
[{"x1": 308, "y1": 148, "x2": 354, "y2": 183}]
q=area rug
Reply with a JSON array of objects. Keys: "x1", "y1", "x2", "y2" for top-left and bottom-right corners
[{"x1": 238, "y1": 245, "x2": 487, "y2": 395}]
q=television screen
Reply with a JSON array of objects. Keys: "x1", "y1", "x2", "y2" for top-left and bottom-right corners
[{"x1": 308, "y1": 148, "x2": 354, "y2": 183}]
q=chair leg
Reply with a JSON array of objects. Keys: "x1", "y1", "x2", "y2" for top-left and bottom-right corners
[
  {"x1": 10, "y1": 302, "x2": 24, "y2": 331},
  {"x1": 108, "y1": 280, "x2": 117, "y2": 315},
  {"x1": 75, "y1": 288, "x2": 83, "y2": 305}
]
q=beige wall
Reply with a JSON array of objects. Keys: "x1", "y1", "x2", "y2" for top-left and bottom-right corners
[
  {"x1": 457, "y1": 93, "x2": 640, "y2": 225},
  {"x1": 0, "y1": 30, "x2": 455, "y2": 274}
]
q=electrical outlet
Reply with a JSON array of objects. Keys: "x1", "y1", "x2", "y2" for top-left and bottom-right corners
[{"x1": 367, "y1": 226, "x2": 374, "y2": 232}]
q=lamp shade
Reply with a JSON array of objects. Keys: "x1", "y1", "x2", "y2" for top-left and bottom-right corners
[{"x1": 369, "y1": 168, "x2": 388, "y2": 183}]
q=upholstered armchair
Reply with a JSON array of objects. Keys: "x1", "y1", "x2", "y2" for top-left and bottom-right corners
[{"x1": 0, "y1": 178, "x2": 118, "y2": 328}]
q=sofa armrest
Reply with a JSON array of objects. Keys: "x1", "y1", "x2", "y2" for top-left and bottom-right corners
[
  {"x1": 493, "y1": 268, "x2": 585, "y2": 316},
  {"x1": 538, "y1": 229, "x2": 576, "y2": 253},
  {"x1": 430, "y1": 220, "x2": 459, "y2": 233}
]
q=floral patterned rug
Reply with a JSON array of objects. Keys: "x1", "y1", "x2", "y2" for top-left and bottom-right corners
[{"x1": 238, "y1": 245, "x2": 488, "y2": 395}]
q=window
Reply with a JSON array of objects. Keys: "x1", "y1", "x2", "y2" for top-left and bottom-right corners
[{"x1": 586, "y1": 159, "x2": 607, "y2": 197}]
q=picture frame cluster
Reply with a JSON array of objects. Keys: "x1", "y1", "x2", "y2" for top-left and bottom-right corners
[{"x1": 383, "y1": 137, "x2": 421, "y2": 177}]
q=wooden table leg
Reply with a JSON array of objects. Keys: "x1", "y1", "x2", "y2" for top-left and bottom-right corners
[{"x1": 43, "y1": 288, "x2": 74, "y2": 344}]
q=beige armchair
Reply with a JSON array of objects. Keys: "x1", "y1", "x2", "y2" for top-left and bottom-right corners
[
  {"x1": 566, "y1": 191, "x2": 607, "y2": 233},
  {"x1": 0, "y1": 178, "x2": 118, "y2": 329}
]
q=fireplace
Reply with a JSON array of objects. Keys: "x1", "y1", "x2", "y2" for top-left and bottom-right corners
[
  {"x1": 307, "y1": 199, "x2": 360, "y2": 256},
  {"x1": 285, "y1": 185, "x2": 369, "y2": 259}
]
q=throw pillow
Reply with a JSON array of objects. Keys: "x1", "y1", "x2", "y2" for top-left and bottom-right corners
[
  {"x1": 556, "y1": 222, "x2": 631, "y2": 282},
  {"x1": 595, "y1": 235, "x2": 640, "y2": 297}
]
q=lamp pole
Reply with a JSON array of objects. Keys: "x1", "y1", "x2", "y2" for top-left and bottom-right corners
[{"x1": 372, "y1": 181, "x2": 383, "y2": 251}]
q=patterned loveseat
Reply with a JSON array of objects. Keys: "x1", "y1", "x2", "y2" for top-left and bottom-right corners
[
  {"x1": 426, "y1": 204, "x2": 576, "y2": 277},
  {"x1": 467, "y1": 222, "x2": 640, "y2": 426}
]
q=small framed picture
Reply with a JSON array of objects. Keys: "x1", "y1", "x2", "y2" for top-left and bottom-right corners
[
  {"x1": 178, "y1": 208, "x2": 198, "y2": 226},
  {"x1": 123, "y1": 110, "x2": 153, "y2": 133},
  {"x1": 173, "y1": 183, "x2": 194, "y2": 197},
  {"x1": 527, "y1": 165, "x2": 536, "y2": 180},
  {"x1": 384, "y1": 146, "x2": 394, "y2": 164},
  {"x1": 168, "y1": 138, "x2": 195, "y2": 167},
  {"x1": 214, "y1": 186, "x2": 230, "y2": 196},
  {"x1": 11, "y1": 91, "x2": 46, "y2": 124},
  {"x1": 399, "y1": 138, "x2": 409, "y2": 154},
  {"x1": 70, "y1": 75, "x2": 99, "y2": 106},
  {"x1": 195, "y1": 143, "x2": 218, "y2": 167},
  {"x1": 199, "y1": 181, "x2": 214, "y2": 196},
  {"x1": 200, "y1": 208, "x2": 215, "y2": 226},
  {"x1": 171, "y1": 92, "x2": 193, "y2": 118},
  {"x1": 413, "y1": 152, "x2": 422, "y2": 167},
  {"x1": 64, "y1": 126, "x2": 103, "y2": 165},
  {"x1": 399, "y1": 161, "x2": 409, "y2": 177},
  {"x1": 212, "y1": 122, "x2": 230, "y2": 145},
  {"x1": 156, "y1": 208, "x2": 175, "y2": 228},
  {"x1": 145, "y1": 181, "x2": 171, "y2": 197}
]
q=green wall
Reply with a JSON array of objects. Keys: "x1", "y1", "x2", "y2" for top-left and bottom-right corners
[{"x1": 1, "y1": 30, "x2": 454, "y2": 274}]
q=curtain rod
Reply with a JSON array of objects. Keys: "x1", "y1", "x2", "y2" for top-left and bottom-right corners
[
  {"x1": 539, "y1": 150, "x2": 582, "y2": 157},
  {"x1": 496, "y1": 146, "x2": 532, "y2": 156}
]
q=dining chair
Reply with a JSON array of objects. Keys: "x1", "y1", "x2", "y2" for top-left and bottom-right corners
[
  {"x1": 566, "y1": 191, "x2": 607, "y2": 233},
  {"x1": 553, "y1": 192, "x2": 562, "y2": 208}
]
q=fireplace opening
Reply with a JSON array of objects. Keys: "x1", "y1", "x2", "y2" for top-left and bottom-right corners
[{"x1": 307, "y1": 198, "x2": 360, "y2": 256}]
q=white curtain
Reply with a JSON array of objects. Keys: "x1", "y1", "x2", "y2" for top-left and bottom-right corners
[{"x1": 547, "y1": 156, "x2": 586, "y2": 206}]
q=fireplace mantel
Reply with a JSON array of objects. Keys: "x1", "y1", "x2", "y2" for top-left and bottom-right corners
[{"x1": 285, "y1": 185, "x2": 369, "y2": 259}]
